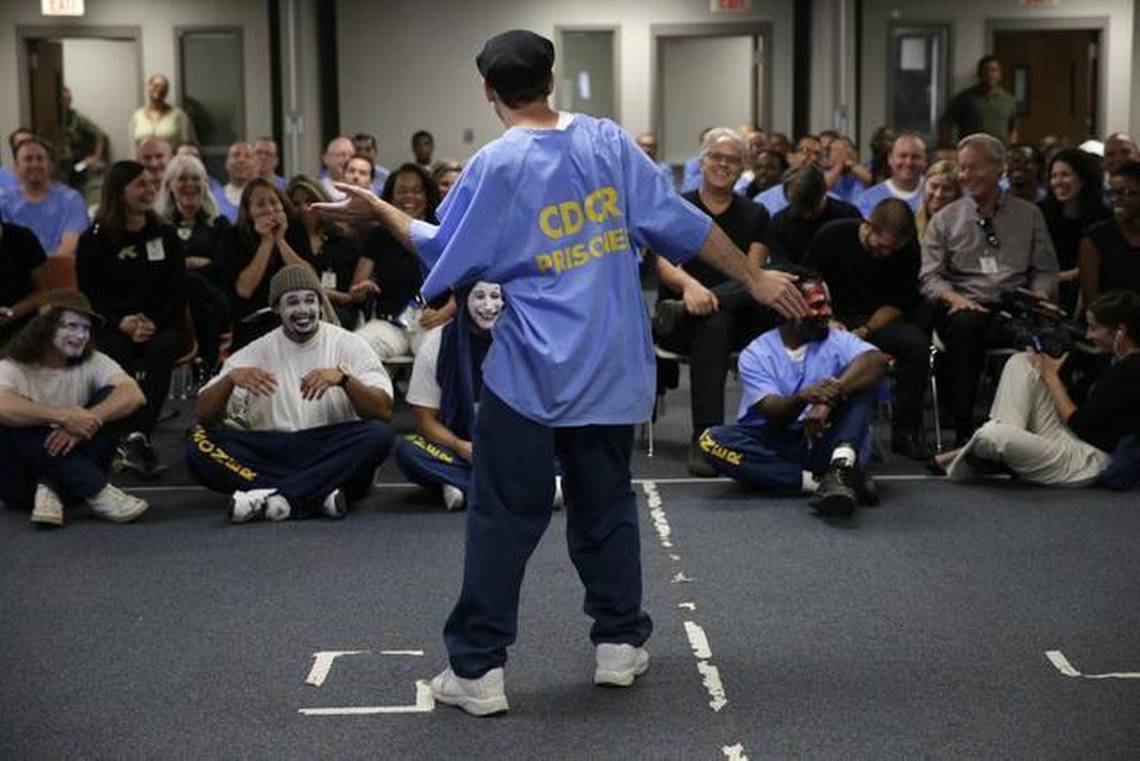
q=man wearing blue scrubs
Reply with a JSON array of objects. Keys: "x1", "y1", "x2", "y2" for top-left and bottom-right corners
[{"x1": 317, "y1": 29, "x2": 807, "y2": 717}]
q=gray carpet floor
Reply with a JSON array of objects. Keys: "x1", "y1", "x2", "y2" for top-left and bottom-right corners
[{"x1": 2, "y1": 370, "x2": 1138, "y2": 760}]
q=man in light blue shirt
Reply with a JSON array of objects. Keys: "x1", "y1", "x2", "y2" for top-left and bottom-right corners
[
  {"x1": 635, "y1": 131, "x2": 674, "y2": 188},
  {"x1": 317, "y1": 29, "x2": 805, "y2": 717},
  {"x1": 0, "y1": 138, "x2": 89, "y2": 257},
  {"x1": 854, "y1": 132, "x2": 927, "y2": 218}
]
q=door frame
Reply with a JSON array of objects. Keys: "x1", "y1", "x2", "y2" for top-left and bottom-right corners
[
  {"x1": 16, "y1": 25, "x2": 145, "y2": 133},
  {"x1": 651, "y1": 22, "x2": 773, "y2": 156},
  {"x1": 554, "y1": 25, "x2": 622, "y2": 124},
  {"x1": 985, "y1": 16, "x2": 1108, "y2": 141}
]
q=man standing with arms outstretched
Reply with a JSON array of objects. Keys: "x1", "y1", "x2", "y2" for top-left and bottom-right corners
[{"x1": 318, "y1": 29, "x2": 806, "y2": 717}]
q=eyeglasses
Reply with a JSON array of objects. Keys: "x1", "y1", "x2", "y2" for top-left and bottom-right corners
[
  {"x1": 705, "y1": 152, "x2": 743, "y2": 167},
  {"x1": 1107, "y1": 187, "x2": 1140, "y2": 199},
  {"x1": 976, "y1": 217, "x2": 1000, "y2": 249}
]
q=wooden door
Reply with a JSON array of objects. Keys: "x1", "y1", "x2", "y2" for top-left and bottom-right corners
[
  {"x1": 28, "y1": 39, "x2": 66, "y2": 163},
  {"x1": 994, "y1": 30, "x2": 1099, "y2": 146}
]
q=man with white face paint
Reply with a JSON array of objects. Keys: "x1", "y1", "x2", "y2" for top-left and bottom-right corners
[
  {"x1": 396, "y1": 282, "x2": 564, "y2": 511},
  {"x1": 187, "y1": 265, "x2": 395, "y2": 523},
  {"x1": 0, "y1": 290, "x2": 149, "y2": 527}
]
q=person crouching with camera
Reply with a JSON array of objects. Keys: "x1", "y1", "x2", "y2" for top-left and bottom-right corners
[{"x1": 930, "y1": 290, "x2": 1140, "y2": 486}]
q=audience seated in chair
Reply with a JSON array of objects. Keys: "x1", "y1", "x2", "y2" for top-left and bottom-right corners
[
  {"x1": 854, "y1": 131, "x2": 927, "y2": 218},
  {"x1": 653, "y1": 127, "x2": 779, "y2": 475},
  {"x1": 0, "y1": 220, "x2": 50, "y2": 347},
  {"x1": 187, "y1": 265, "x2": 394, "y2": 523},
  {"x1": 805, "y1": 198, "x2": 930, "y2": 459},
  {"x1": 212, "y1": 141, "x2": 256, "y2": 223},
  {"x1": 919, "y1": 133, "x2": 1059, "y2": 446},
  {"x1": 155, "y1": 154, "x2": 232, "y2": 371},
  {"x1": 77, "y1": 160, "x2": 188, "y2": 480},
  {"x1": 767, "y1": 164, "x2": 861, "y2": 266},
  {"x1": 698, "y1": 274, "x2": 887, "y2": 517},
  {"x1": 1078, "y1": 161, "x2": 1140, "y2": 307},
  {"x1": 931, "y1": 290, "x2": 1140, "y2": 487},
  {"x1": 0, "y1": 137, "x2": 89, "y2": 258},
  {"x1": 136, "y1": 136, "x2": 172, "y2": 196},
  {"x1": 0, "y1": 291, "x2": 149, "y2": 526},
  {"x1": 252, "y1": 136, "x2": 287, "y2": 191},
  {"x1": 914, "y1": 159, "x2": 960, "y2": 242}
]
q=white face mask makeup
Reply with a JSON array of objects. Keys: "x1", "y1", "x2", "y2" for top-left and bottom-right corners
[
  {"x1": 467, "y1": 281, "x2": 503, "y2": 331},
  {"x1": 278, "y1": 289, "x2": 321, "y2": 338},
  {"x1": 53, "y1": 311, "x2": 92, "y2": 360}
]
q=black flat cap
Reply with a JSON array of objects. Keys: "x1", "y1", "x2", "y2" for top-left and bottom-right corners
[{"x1": 476, "y1": 30, "x2": 554, "y2": 91}]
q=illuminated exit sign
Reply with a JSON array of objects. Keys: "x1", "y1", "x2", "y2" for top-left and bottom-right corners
[
  {"x1": 711, "y1": 0, "x2": 752, "y2": 12},
  {"x1": 42, "y1": 0, "x2": 84, "y2": 16}
]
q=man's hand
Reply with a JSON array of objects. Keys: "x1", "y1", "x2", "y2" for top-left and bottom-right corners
[
  {"x1": 229, "y1": 367, "x2": 278, "y2": 397},
  {"x1": 58, "y1": 407, "x2": 101, "y2": 439},
  {"x1": 1027, "y1": 349, "x2": 1068, "y2": 380},
  {"x1": 300, "y1": 368, "x2": 344, "y2": 401},
  {"x1": 131, "y1": 315, "x2": 156, "y2": 343},
  {"x1": 312, "y1": 182, "x2": 386, "y2": 225},
  {"x1": 44, "y1": 428, "x2": 83, "y2": 457},
  {"x1": 421, "y1": 296, "x2": 458, "y2": 330},
  {"x1": 456, "y1": 439, "x2": 473, "y2": 463},
  {"x1": 798, "y1": 378, "x2": 843, "y2": 407},
  {"x1": 348, "y1": 279, "x2": 381, "y2": 304},
  {"x1": 682, "y1": 282, "x2": 718, "y2": 316},
  {"x1": 747, "y1": 269, "x2": 808, "y2": 319},
  {"x1": 804, "y1": 403, "x2": 832, "y2": 440},
  {"x1": 943, "y1": 291, "x2": 989, "y2": 315}
]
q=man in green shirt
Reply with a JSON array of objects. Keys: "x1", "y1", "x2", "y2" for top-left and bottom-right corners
[
  {"x1": 939, "y1": 55, "x2": 1018, "y2": 147},
  {"x1": 58, "y1": 86, "x2": 108, "y2": 193}
]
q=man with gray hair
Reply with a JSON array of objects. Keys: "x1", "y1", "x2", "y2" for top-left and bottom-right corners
[{"x1": 920, "y1": 132, "x2": 1058, "y2": 446}]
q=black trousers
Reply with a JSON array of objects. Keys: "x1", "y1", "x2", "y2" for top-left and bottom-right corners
[
  {"x1": 99, "y1": 326, "x2": 183, "y2": 436},
  {"x1": 840, "y1": 315, "x2": 930, "y2": 434},
  {"x1": 186, "y1": 273, "x2": 232, "y2": 369}
]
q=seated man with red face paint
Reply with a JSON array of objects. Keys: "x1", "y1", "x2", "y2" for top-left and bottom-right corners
[{"x1": 697, "y1": 271, "x2": 888, "y2": 517}]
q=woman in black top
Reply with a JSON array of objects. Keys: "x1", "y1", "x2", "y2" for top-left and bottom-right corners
[
  {"x1": 1038, "y1": 148, "x2": 1111, "y2": 314},
  {"x1": 933, "y1": 290, "x2": 1140, "y2": 486},
  {"x1": 353, "y1": 163, "x2": 451, "y2": 360},
  {"x1": 219, "y1": 177, "x2": 314, "y2": 350},
  {"x1": 77, "y1": 160, "x2": 187, "y2": 478},
  {"x1": 156, "y1": 154, "x2": 232, "y2": 370},
  {"x1": 1078, "y1": 161, "x2": 1140, "y2": 307}
]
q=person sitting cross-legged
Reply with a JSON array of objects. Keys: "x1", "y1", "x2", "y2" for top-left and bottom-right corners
[
  {"x1": 699, "y1": 274, "x2": 888, "y2": 517},
  {"x1": 186, "y1": 265, "x2": 395, "y2": 523},
  {"x1": 0, "y1": 290, "x2": 149, "y2": 526}
]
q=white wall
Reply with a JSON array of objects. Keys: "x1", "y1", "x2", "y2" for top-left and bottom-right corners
[
  {"x1": 660, "y1": 36, "x2": 753, "y2": 164},
  {"x1": 336, "y1": 0, "x2": 795, "y2": 164},
  {"x1": 860, "y1": 0, "x2": 1135, "y2": 149},
  {"x1": 62, "y1": 38, "x2": 139, "y2": 164},
  {"x1": 0, "y1": 0, "x2": 273, "y2": 165}
]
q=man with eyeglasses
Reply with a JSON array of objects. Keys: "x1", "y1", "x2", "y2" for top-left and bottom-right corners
[
  {"x1": 655, "y1": 127, "x2": 778, "y2": 475},
  {"x1": 920, "y1": 133, "x2": 1058, "y2": 446}
]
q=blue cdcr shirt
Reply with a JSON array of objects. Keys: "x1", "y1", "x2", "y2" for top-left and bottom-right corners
[
  {"x1": 0, "y1": 183, "x2": 89, "y2": 255},
  {"x1": 410, "y1": 114, "x2": 713, "y2": 426},
  {"x1": 736, "y1": 327, "x2": 877, "y2": 429}
]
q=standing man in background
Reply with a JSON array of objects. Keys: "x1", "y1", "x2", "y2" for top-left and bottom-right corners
[{"x1": 939, "y1": 55, "x2": 1018, "y2": 147}]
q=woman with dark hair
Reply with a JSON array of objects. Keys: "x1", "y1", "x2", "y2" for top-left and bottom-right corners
[
  {"x1": 156, "y1": 154, "x2": 232, "y2": 371},
  {"x1": 1078, "y1": 161, "x2": 1140, "y2": 306},
  {"x1": 931, "y1": 289, "x2": 1140, "y2": 486},
  {"x1": 0, "y1": 291, "x2": 150, "y2": 525},
  {"x1": 219, "y1": 177, "x2": 316, "y2": 350},
  {"x1": 353, "y1": 163, "x2": 452, "y2": 359},
  {"x1": 77, "y1": 160, "x2": 187, "y2": 479},
  {"x1": 286, "y1": 175, "x2": 377, "y2": 329},
  {"x1": 1038, "y1": 148, "x2": 1111, "y2": 313}
]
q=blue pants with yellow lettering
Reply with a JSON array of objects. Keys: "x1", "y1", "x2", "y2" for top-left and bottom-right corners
[
  {"x1": 184, "y1": 420, "x2": 393, "y2": 517},
  {"x1": 394, "y1": 434, "x2": 472, "y2": 494},
  {"x1": 699, "y1": 390, "x2": 875, "y2": 490},
  {"x1": 444, "y1": 389, "x2": 652, "y2": 678}
]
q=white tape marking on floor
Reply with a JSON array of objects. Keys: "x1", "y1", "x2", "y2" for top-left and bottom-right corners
[
  {"x1": 299, "y1": 680, "x2": 435, "y2": 715},
  {"x1": 697, "y1": 660, "x2": 728, "y2": 712},
  {"x1": 684, "y1": 621, "x2": 713, "y2": 659},
  {"x1": 640, "y1": 481, "x2": 674, "y2": 548},
  {"x1": 722, "y1": 743, "x2": 749, "y2": 761},
  {"x1": 305, "y1": 650, "x2": 369, "y2": 686},
  {"x1": 671, "y1": 571, "x2": 693, "y2": 584},
  {"x1": 678, "y1": 602, "x2": 696, "y2": 610},
  {"x1": 379, "y1": 650, "x2": 424, "y2": 656},
  {"x1": 1047, "y1": 650, "x2": 1140, "y2": 679}
]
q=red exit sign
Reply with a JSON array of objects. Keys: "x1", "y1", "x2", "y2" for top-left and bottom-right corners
[{"x1": 711, "y1": 0, "x2": 752, "y2": 12}]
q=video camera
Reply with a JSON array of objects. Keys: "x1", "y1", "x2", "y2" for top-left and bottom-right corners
[{"x1": 996, "y1": 288, "x2": 1089, "y2": 358}]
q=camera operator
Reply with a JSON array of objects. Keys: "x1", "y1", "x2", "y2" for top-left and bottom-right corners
[
  {"x1": 920, "y1": 133, "x2": 1059, "y2": 445},
  {"x1": 930, "y1": 290, "x2": 1140, "y2": 486}
]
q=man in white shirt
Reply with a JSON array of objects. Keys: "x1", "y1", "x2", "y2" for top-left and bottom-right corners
[
  {"x1": 0, "y1": 290, "x2": 149, "y2": 526},
  {"x1": 188, "y1": 265, "x2": 395, "y2": 523}
]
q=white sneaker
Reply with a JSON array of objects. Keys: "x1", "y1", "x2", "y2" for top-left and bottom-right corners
[
  {"x1": 594, "y1": 643, "x2": 650, "y2": 687},
  {"x1": 230, "y1": 489, "x2": 277, "y2": 523},
  {"x1": 265, "y1": 495, "x2": 292, "y2": 522},
  {"x1": 88, "y1": 484, "x2": 149, "y2": 524},
  {"x1": 429, "y1": 667, "x2": 508, "y2": 716},
  {"x1": 552, "y1": 475, "x2": 565, "y2": 511},
  {"x1": 31, "y1": 483, "x2": 64, "y2": 527},
  {"x1": 321, "y1": 488, "x2": 347, "y2": 519},
  {"x1": 441, "y1": 484, "x2": 465, "y2": 511}
]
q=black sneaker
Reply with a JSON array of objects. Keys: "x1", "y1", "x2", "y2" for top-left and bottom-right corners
[
  {"x1": 852, "y1": 468, "x2": 880, "y2": 506},
  {"x1": 890, "y1": 430, "x2": 932, "y2": 461},
  {"x1": 810, "y1": 466, "x2": 857, "y2": 517},
  {"x1": 118, "y1": 432, "x2": 168, "y2": 481},
  {"x1": 652, "y1": 299, "x2": 686, "y2": 341}
]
